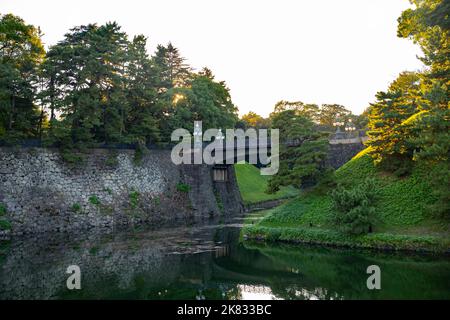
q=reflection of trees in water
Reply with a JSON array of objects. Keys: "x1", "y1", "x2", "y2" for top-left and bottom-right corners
[
  {"x1": 209, "y1": 234, "x2": 450, "y2": 300},
  {"x1": 0, "y1": 224, "x2": 224, "y2": 299},
  {"x1": 1, "y1": 225, "x2": 449, "y2": 300},
  {"x1": 242, "y1": 243, "x2": 450, "y2": 300}
]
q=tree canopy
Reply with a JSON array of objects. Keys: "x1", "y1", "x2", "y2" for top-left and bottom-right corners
[
  {"x1": 266, "y1": 109, "x2": 329, "y2": 193},
  {"x1": 0, "y1": 15, "x2": 238, "y2": 148},
  {"x1": 0, "y1": 13, "x2": 45, "y2": 141},
  {"x1": 366, "y1": 0, "x2": 449, "y2": 215}
]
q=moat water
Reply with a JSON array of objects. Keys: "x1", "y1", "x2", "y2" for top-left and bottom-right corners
[{"x1": 0, "y1": 214, "x2": 449, "y2": 300}]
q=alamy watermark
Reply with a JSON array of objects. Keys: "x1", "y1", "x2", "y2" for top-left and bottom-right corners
[
  {"x1": 170, "y1": 121, "x2": 279, "y2": 175},
  {"x1": 366, "y1": 265, "x2": 381, "y2": 290},
  {"x1": 66, "y1": 265, "x2": 81, "y2": 290}
]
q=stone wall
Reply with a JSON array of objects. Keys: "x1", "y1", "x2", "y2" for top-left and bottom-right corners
[
  {"x1": 0, "y1": 147, "x2": 243, "y2": 235},
  {"x1": 213, "y1": 165, "x2": 245, "y2": 214},
  {"x1": 326, "y1": 141, "x2": 365, "y2": 169}
]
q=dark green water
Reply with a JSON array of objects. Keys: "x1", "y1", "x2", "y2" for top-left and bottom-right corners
[{"x1": 0, "y1": 216, "x2": 449, "y2": 300}]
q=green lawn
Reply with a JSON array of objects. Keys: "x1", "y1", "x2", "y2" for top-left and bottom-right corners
[
  {"x1": 243, "y1": 148, "x2": 450, "y2": 252},
  {"x1": 234, "y1": 162, "x2": 298, "y2": 205}
]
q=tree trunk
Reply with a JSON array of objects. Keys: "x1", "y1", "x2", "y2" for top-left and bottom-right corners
[
  {"x1": 50, "y1": 75, "x2": 55, "y2": 121},
  {"x1": 38, "y1": 106, "x2": 45, "y2": 140},
  {"x1": 8, "y1": 95, "x2": 15, "y2": 130}
]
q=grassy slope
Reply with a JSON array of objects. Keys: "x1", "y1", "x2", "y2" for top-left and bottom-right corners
[
  {"x1": 234, "y1": 162, "x2": 298, "y2": 205},
  {"x1": 243, "y1": 148, "x2": 450, "y2": 252}
]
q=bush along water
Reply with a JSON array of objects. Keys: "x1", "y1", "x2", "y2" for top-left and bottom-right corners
[{"x1": 330, "y1": 178, "x2": 377, "y2": 235}]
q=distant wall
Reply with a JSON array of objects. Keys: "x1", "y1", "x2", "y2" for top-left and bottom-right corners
[
  {"x1": 0, "y1": 148, "x2": 243, "y2": 235},
  {"x1": 326, "y1": 141, "x2": 365, "y2": 169}
]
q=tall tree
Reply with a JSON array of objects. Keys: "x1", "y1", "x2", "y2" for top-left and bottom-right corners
[
  {"x1": 366, "y1": 0, "x2": 449, "y2": 173},
  {"x1": 366, "y1": 72, "x2": 421, "y2": 172},
  {"x1": 152, "y1": 42, "x2": 191, "y2": 92},
  {"x1": 0, "y1": 13, "x2": 45, "y2": 141},
  {"x1": 362, "y1": 0, "x2": 449, "y2": 215},
  {"x1": 398, "y1": 0, "x2": 449, "y2": 83},
  {"x1": 162, "y1": 71, "x2": 239, "y2": 136},
  {"x1": 267, "y1": 110, "x2": 329, "y2": 193},
  {"x1": 152, "y1": 43, "x2": 193, "y2": 140},
  {"x1": 397, "y1": 0, "x2": 449, "y2": 163},
  {"x1": 125, "y1": 35, "x2": 160, "y2": 144},
  {"x1": 43, "y1": 22, "x2": 130, "y2": 146}
]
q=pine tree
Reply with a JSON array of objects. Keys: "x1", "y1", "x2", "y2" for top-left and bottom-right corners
[
  {"x1": 366, "y1": 72, "x2": 421, "y2": 173},
  {"x1": 152, "y1": 43, "x2": 191, "y2": 92},
  {"x1": 125, "y1": 35, "x2": 160, "y2": 145},
  {"x1": 398, "y1": 0, "x2": 449, "y2": 84},
  {"x1": 397, "y1": 0, "x2": 449, "y2": 164},
  {"x1": 43, "y1": 22, "x2": 130, "y2": 146},
  {"x1": 267, "y1": 110, "x2": 329, "y2": 193}
]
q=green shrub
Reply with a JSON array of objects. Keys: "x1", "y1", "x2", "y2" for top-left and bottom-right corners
[
  {"x1": 176, "y1": 183, "x2": 190, "y2": 193},
  {"x1": 0, "y1": 204, "x2": 6, "y2": 216},
  {"x1": 61, "y1": 148, "x2": 84, "y2": 165},
  {"x1": 0, "y1": 205, "x2": 10, "y2": 231},
  {"x1": 0, "y1": 220, "x2": 12, "y2": 231},
  {"x1": 89, "y1": 246, "x2": 100, "y2": 255},
  {"x1": 243, "y1": 225, "x2": 447, "y2": 252},
  {"x1": 330, "y1": 178, "x2": 377, "y2": 235},
  {"x1": 71, "y1": 203, "x2": 81, "y2": 212},
  {"x1": 133, "y1": 142, "x2": 148, "y2": 165},
  {"x1": 89, "y1": 195, "x2": 100, "y2": 206},
  {"x1": 0, "y1": 240, "x2": 11, "y2": 252},
  {"x1": 105, "y1": 154, "x2": 118, "y2": 167},
  {"x1": 422, "y1": 162, "x2": 450, "y2": 219},
  {"x1": 129, "y1": 190, "x2": 140, "y2": 209},
  {"x1": 379, "y1": 156, "x2": 414, "y2": 177},
  {"x1": 214, "y1": 189, "x2": 224, "y2": 212}
]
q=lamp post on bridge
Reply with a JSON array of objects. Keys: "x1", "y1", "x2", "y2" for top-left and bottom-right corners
[
  {"x1": 345, "y1": 118, "x2": 356, "y2": 138},
  {"x1": 333, "y1": 113, "x2": 345, "y2": 139},
  {"x1": 215, "y1": 128, "x2": 225, "y2": 166},
  {"x1": 215, "y1": 128, "x2": 225, "y2": 143},
  {"x1": 194, "y1": 121, "x2": 202, "y2": 144},
  {"x1": 193, "y1": 121, "x2": 203, "y2": 164}
]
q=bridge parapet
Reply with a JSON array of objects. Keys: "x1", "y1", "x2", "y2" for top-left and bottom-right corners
[{"x1": 329, "y1": 136, "x2": 368, "y2": 145}]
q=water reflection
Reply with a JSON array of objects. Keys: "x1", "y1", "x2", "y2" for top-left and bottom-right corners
[
  {"x1": 237, "y1": 285, "x2": 281, "y2": 300},
  {"x1": 0, "y1": 218, "x2": 449, "y2": 300}
]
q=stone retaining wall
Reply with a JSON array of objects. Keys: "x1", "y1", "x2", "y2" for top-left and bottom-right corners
[
  {"x1": 0, "y1": 148, "x2": 242, "y2": 235},
  {"x1": 326, "y1": 142, "x2": 365, "y2": 169}
]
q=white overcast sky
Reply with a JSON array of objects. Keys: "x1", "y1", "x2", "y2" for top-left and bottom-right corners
[{"x1": 1, "y1": 0, "x2": 424, "y2": 116}]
